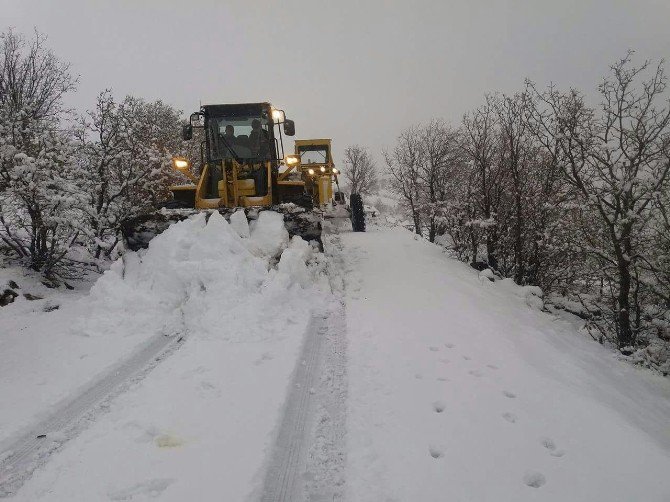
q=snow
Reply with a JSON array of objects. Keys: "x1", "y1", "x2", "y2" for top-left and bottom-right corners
[
  {"x1": 1, "y1": 211, "x2": 329, "y2": 500},
  {"x1": 275, "y1": 236, "x2": 313, "y2": 289},
  {"x1": 249, "y1": 210, "x2": 290, "y2": 258},
  {"x1": 2, "y1": 214, "x2": 670, "y2": 501},
  {"x1": 0, "y1": 266, "x2": 123, "y2": 446},
  {"x1": 230, "y1": 208, "x2": 250, "y2": 238},
  {"x1": 340, "y1": 226, "x2": 670, "y2": 502}
]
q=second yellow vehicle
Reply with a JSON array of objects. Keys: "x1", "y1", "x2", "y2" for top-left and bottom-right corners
[{"x1": 277, "y1": 138, "x2": 343, "y2": 207}]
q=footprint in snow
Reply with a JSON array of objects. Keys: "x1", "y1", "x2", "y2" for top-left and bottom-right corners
[
  {"x1": 197, "y1": 380, "x2": 221, "y2": 398},
  {"x1": 253, "y1": 352, "x2": 274, "y2": 366},
  {"x1": 429, "y1": 346, "x2": 440, "y2": 352},
  {"x1": 541, "y1": 437, "x2": 566, "y2": 457},
  {"x1": 462, "y1": 355, "x2": 471, "y2": 361},
  {"x1": 502, "y1": 412, "x2": 517, "y2": 423},
  {"x1": 445, "y1": 343, "x2": 455, "y2": 349},
  {"x1": 523, "y1": 471, "x2": 546, "y2": 488},
  {"x1": 432, "y1": 401, "x2": 446, "y2": 413},
  {"x1": 469, "y1": 369, "x2": 484, "y2": 377},
  {"x1": 436, "y1": 376, "x2": 449, "y2": 382},
  {"x1": 438, "y1": 358, "x2": 450, "y2": 364},
  {"x1": 487, "y1": 364, "x2": 499, "y2": 370},
  {"x1": 540, "y1": 437, "x2": 556, "y2": 450},
  {"x1": 502, "y1": 390, "x2": 516, "y2": 398},
  {"x1": 429, "y1": 445, "x2": 445, "y2": 459}
]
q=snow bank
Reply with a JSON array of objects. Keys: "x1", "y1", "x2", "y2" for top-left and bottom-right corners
[
  {"x1": 78, "y1": 211, "x2": 314, "y2": 342},
  {"x1": 79, "y1": 213, "x2": 257, "y2": 338},
  {"x1": 496, "y1": 278, "x2": 544, "y2": 310}
]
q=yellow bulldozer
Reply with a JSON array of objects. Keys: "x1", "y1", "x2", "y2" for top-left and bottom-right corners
[{"x1": 121, "y1": 102, "x2": 323, "y2": 250}]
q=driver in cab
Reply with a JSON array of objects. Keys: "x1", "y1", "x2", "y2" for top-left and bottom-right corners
[
  {"x1": 222, "y1": 124, "x2": 236, "y2": 145},
  {"x1": 249, "y1": 119, "x2": 271, "y2": 158}
]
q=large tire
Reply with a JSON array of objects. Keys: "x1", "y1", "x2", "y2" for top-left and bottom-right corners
[{"x1": 350, "y1": 193, "x2": 366, "y2": 232}]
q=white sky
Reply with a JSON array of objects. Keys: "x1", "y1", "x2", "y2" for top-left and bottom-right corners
[{"x1": 4, "y1": 0, "x2": 670, "y2": 168}]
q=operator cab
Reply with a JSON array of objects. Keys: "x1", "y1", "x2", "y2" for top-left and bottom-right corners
[
  {"x1": 298, "y1": 143, "x2": 330, "y2": 165},
  {"x1": 205, "y1": 103, "x2": 277, "y2": 162}
]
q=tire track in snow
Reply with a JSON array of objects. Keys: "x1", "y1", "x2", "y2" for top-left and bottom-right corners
[
  {"x1": 260, "y1": 223, "x2": 349, "y2": 502},
  {"x1": 0, "y1": 331, "x2": 187, "y2": 497},
  {"x1": 260, "y1": 312, "x2": 329, "y2": 502}
]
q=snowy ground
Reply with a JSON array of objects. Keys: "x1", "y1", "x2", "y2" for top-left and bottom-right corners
[
  {"x1": 0, "y1": 265, "x2": 103, "y2": 446},
  {"x1": 2, "y1": 213, "x2": 670, "y2": 501},
  {"x1": 341, "y1": 226, "x2": 670, "y2": 502},
  {"x1": 1, "y1": 211, "x2": 336, "y2": 500}
]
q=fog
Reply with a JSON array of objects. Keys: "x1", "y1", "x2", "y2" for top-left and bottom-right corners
[{"x1": 4, "y1": 0, "x2": 670, "y2": 167}]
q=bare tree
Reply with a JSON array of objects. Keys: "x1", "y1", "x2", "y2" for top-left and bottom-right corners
[
  {"x1": 385, "y1": 126, "x2": 424, "y2": 235},
  {"x1": 343, "y1": 145, "x2": 378, "y2": 196},
  {"x1": 417, "y1": 119, "x2": 463, "y2": 242},
  {"x1": 462, "y1": 97, "x2": 504, "y2": 267},
  {"x1": 494, "y1": 92, "x2": 535, "y2": 283}
]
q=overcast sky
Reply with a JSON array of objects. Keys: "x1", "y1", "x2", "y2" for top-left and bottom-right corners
[{"x1": 4, "y1": 0, "x2": 670, "y2": 168}]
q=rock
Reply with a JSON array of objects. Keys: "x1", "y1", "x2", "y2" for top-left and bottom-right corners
[
  {"x1": 0, "y1": 288, "x2": 19, "y2": 307},
  {"x1": 42, "y1": 302, "x2": 60, "y2": 312},
  {"x1": 23, "y1": 293, "x2": 44, "y2": 301}
]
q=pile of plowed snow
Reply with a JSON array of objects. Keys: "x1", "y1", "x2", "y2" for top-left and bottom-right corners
[{"x1": 78, "y1": 210, "x2": 323, "y2": 342}]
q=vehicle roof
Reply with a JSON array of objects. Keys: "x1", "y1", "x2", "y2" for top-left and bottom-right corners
[
  {"x1": 294, "y1": 138, "x2": 332, "y2": 146},
  {"x1": 202, "y1": 102, "x2": 272, "y2": 117}
]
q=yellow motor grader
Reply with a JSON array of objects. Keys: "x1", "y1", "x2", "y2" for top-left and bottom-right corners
[
  {"x1": 121, "y1": 102, "x2": 322, "y2": 250},
  {"x1": 291, "y1": 138, "x2": 344, "y2": 207}
]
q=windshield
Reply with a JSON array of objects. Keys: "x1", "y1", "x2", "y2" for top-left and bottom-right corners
[
  {"x1": 209, "y1": 115, "x2": 273, "y2": 161},
  {"x1": 298, "y1": 145, "x2": 329, "y2": 164}
]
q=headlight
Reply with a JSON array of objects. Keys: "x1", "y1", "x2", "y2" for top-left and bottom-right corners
[
  {"x1": 285, "y1": 155, "x2": 299, "y2": 165},
  {"x1": 332, "y1": 168, "x2": 339, "y2": 174},
  {"x1": 320, "y1": 166, "x2": 326, "y2": 173},
  {"x1": 308, "y1": 168, "x2": 315, "y2": 175},
  {"x1": 173, "y1": 158, "x2": 190, "y2": 169},
  {"x1": 272, "y1": 109, "x2": 285, "y2": 122}
]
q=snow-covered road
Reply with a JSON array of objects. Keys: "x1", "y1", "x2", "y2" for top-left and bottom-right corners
[
  {"x1": 2, "y1": 216, "x2": 670, "y2": 501},
  {"x1": 341, "y1": 226, "x2": 670, "y2": 502}
]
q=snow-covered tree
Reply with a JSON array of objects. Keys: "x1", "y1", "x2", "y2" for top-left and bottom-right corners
[
  {"x1": 0, "y1": 29, "x2": 82, "y2": 276},
  {"x1": 528, "y1": 54, "x2": 670, "y2": 348},
  {"x1": 74, "y1": 91, "x2": 185, "y2": 258}
]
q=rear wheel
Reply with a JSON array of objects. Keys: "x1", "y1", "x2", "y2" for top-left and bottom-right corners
[{"x1": 350, "y1": 193, "x2": 365, "y2": 232}]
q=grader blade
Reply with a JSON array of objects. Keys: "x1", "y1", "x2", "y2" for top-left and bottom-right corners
[{"x1": 120, "y1": 206, "x2": 322, "y2": 252}]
